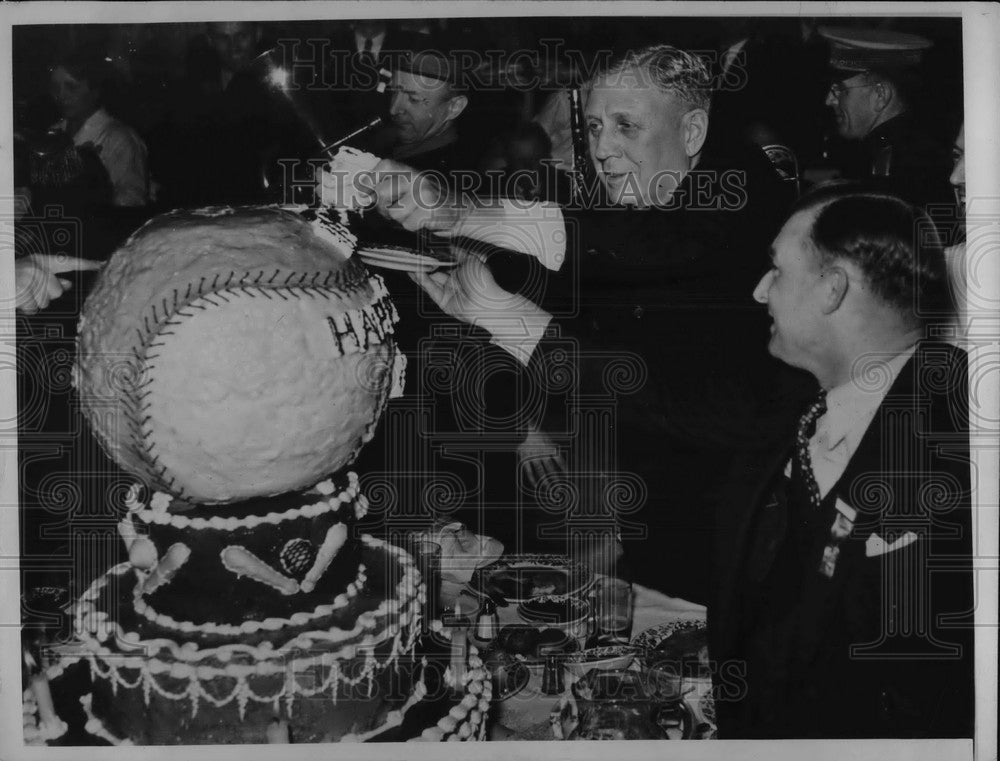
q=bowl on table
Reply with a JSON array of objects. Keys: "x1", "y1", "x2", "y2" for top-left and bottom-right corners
[
  {"x1": 562, "y1": 645, "x2": 638, "y2": 679},
  {"x1": 568, "y1": 668, "x2": 695, "y2": 740},
  {"x1": 492, "y1": 625, "x2": 580, "y2": 668},
  {"x1": 516, "y1": 595, "x2": 591, "y2": 645}
]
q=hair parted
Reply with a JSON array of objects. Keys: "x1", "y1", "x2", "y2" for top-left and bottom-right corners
[
  {"x1": 590, "y1": 44, "x2": 712, "y2": 112},
  {"x1": 794, "y1": 182, "x2": 951, "y2": 318}
]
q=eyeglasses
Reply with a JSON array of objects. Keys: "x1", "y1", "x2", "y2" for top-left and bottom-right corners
[
  {"x1": 385, "y1": 86, "x2": 432, "y2": 108},
  {"x1": 827, "y1": 81, "x2": 873, "y2": 100}
]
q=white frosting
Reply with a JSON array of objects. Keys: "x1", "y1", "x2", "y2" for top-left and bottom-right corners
[
  {"x1": 80, "y1": 694, "x2": 132, "y2": 745},
  {"x1": 221, "y1": 545, "x2": 300, "y2": 596},
  {"x1": 310, "y1": 207, "x2": 359, "y2": 254},
  {"x1": 320, "y1": 147, "x2": 380, "y2": 211},
  {"x1": 133, "y1": 565, "x2": 368, "y2": 637},
  {"x1": 128, "y1": 536, "x2": 158, "y2": 570},
  {"x1": 140, "y1": 543, "x2": 190, "y2": 595},
  {"x1": 77, "y1": 537, "x2": 417, "y2": 668},
  {"x1": 300, "y1": 523, "x2": 348, "y2": 593},
  {"x1": 117, "y1": 513, "x2": 138, "y2": 551},
  {"x1": 135, "y1": 474, "x2": 359, "y2": 531}
]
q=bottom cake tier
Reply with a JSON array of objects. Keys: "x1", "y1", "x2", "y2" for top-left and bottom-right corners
[{"x1": 24, "y1": 536, "x2": 491, "y2": 744}]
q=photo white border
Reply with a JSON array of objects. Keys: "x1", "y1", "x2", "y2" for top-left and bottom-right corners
[{"x1": 0, "y1": 2, "x2": 996, "y2": 761}]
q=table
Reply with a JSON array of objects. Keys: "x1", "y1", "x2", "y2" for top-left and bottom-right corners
[{"x1": 440, "y1": 578, "x2": 709, "y2": 741}]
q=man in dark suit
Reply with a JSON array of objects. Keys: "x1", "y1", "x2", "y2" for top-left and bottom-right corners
[
  {"x1": 360, "y1": 44, "x2": 805, "y2": 591},
  {"x1": 710, "y1": 184, "x2": 974, "y2": 738}
]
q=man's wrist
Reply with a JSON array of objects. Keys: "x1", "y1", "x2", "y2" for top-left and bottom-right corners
[{"x1": 480, "y1": 297, "x2": 553, "y2": 366}]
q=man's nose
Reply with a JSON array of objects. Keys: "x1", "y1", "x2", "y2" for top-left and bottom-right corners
[
  {"x1": 949, "y1": 159, "x2": 964, "y2": 189},
  {"x1": 824, "y1": 89, "x2": 838, "y2": 108},
  {"x1": 752, "y1": 271, "x2": 772, "y2": 304},
  {"x1": 591, "y1": 128, "x2": 618, "y2": 163},
  {"x1": 389, "y1": 92, "x2": 405, "y2": 116}
]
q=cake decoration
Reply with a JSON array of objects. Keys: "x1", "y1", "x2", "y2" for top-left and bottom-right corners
[
  {"x1": 127, "y1": 536, "x2": 158, "y2": 570},
  {"x1": 300, "y1": 523, "x2": 348, "y2": 593},
  {"x1": 36, "y1": 204, "x2": 489, "y2": 746},
  {"x1": 319, "y1": 146, "x2": 381, "y2": 212},
  {"x1": 221, "y1": 546, "x2": 301, "y2": 596},
  {"x1": 279, "y1": 538, "x2": 318, "y2": 578},
  {"x1": 139, "y1": 543, "x2": 191, "y2": 595}
]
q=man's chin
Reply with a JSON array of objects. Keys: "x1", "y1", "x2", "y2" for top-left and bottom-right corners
[{"x1": 392, "y1": 126, "x2": 419, "y2": 145}]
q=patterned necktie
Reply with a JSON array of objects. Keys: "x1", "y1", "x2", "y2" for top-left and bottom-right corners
[{"x1": 795, "y1": 391, "x2": 828, "y2": 508}]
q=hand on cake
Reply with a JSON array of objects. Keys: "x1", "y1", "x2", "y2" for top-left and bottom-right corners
[
  {"x1": 360, "y1": 159, "x2": 470, "y2": 234},
  {"x1": 14, "y1": 254, "x2": 102, "y2": 314},
  {"x1": 410, "y1": 248, "x2": 552, "y2": 366}
]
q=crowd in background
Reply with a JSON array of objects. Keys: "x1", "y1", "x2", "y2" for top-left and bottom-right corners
[
  {"x1": 11, "y1": 15, "x2": 975, "y2": 740},
  {"x1": 12, "y1": 17, "x2": 963, "y2": 222}
]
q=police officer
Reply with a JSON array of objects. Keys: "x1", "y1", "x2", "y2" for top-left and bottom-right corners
[{"x1": 819, "y1": 26, "x2": 953, "y2": 210}]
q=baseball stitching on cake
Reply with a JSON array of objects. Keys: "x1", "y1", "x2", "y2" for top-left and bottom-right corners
[{"x1": 121, "y1": 267, "x2": 377, "y2": 500}]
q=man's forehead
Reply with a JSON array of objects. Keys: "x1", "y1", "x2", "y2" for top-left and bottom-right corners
[
  {"x1": 774, "y1": 209, "x2": 820, "y2": 263},
  {"x1": 390, "y1": 70, "x2": 451, "y2": 94},
  {"x1": 585, "y1": 75, "x2": 672, "y2": 114}
]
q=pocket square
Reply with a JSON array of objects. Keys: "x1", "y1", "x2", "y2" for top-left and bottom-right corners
[{"x1": 865, "y1": 531, "x2": 918, "y2": 558}]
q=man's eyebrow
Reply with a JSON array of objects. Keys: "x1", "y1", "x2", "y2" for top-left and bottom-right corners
[{"x1": 584, "y1": 110, "x2": 640, "y2": 121}]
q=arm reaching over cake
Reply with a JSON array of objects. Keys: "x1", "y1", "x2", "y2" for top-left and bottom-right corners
[
  {"x1": 14, "y1": 254, "x2": 102, "y2": 314},
  {"x1": 358, "y1": 159, "x2": 566, "y2": 271},
  {"x1": 409, "y1": 249, "x2": 552, "y2": 366}
]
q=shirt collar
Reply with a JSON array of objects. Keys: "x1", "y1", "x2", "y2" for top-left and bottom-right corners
[
  {"x1": 392, "y1": 124, "x2": 458, "y2": 161},
  {"x1": 815, "y1": 345, "x2": 916, "y2": 453},
  {"x1": 70, "y1": 108, "x2": 113, "y2": 144},
  {"x1": 354, "y1": 29, "x2": 386, "y2": 54}
]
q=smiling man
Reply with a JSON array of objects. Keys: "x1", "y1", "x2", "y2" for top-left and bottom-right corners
[
  {"x1": 584, "y1": 50, "x2": 709, "y2": 207},
  {"x1": 363, "y1": 44, "x2": 805, "y2": 602},
  {"x1": 711, "y1": 183, "x2": 972, "y2": 738}
]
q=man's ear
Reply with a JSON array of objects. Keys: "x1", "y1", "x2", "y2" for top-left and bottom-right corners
[
  {"x1": 445, "y1": 93, "x2": 468, "y2": 123},
  {"x1": 819, "y1": 265, "x2": 849, "y2": 314},
  {"x1": 871, "y1": 78, "x2": 894, "y2": 114},
  {"x1": 682, "y1": 108, "x2": 709, "y2": 158}
]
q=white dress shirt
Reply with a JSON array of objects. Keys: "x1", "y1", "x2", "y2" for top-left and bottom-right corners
[
  {"x1": 354, "y1": 29, "x2": 386, "y2": 57},
  {"x1": 790, "y1": 346, "x2": 916, "y2": 499},
  {"x1": 56, "y1": 108, "x2": 150, "y2": 206}
]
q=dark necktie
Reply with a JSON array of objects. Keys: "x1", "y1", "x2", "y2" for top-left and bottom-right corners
[
  {"x1": 795, "y1": 391, "x2": 828, "y2": 509},
  {"x1": 361, "y1": 37, "x2": 375, "y2": 68}
]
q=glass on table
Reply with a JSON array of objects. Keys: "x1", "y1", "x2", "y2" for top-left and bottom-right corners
[
  {"x1": 404, "y1": 538, "x2": 442, "y2": 626},
  {"x1": 590, "y1": 576, "x2": 634, "y2": 646}
]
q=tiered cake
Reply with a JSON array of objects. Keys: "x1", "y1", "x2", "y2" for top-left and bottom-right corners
[{"x1": 25, "y1": 206, "x2": 490, "y2": 744}]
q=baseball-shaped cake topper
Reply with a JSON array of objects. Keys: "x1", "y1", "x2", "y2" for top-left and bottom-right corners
[{"x1": 75, "y1": 206, "x2": 405, "y2": 505}]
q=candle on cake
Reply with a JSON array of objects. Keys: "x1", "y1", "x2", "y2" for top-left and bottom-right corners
[{"x1": 450, "y1": 598, "x2": 468, "y2": 686}]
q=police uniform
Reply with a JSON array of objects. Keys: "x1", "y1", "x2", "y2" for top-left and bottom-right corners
[{"x1": 820, "y1": 26, "x2": 954, "y2": 210}]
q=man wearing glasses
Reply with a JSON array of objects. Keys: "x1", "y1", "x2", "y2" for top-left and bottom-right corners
[{"x1": 819, "y1": 26, "x2": 953, "y2": 210}]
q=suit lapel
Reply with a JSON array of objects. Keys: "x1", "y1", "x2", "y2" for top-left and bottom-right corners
[
  {"x1": 827, "y1": 349, "x2": 920, "y2": 539},
  {"x1": 712, "y1": 436, "x2": 795, "y2": 655}
]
